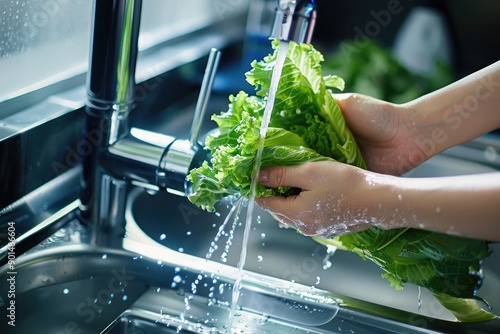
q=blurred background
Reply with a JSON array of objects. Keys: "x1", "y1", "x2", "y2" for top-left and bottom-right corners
[
  {"x1": 312, "y1": 0, "x2": 499, "y2": 78},
  {"x1": 229, "y1": 0, "x2": 500, "y2": 106}
]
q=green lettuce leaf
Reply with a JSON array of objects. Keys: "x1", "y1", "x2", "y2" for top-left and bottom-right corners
[{"x1": 314, "y1": 231, "x2": 496, "y2": 322}]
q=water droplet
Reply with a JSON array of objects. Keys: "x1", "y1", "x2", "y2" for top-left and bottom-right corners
[
  {"x1": 101, "y1": 254, "x2": 107, "y2": 260},
  {"x1": 186, "y1": 231, "x2": 192, "y2": 236},
  {"x1": 257, "y1": 255, "x2": 263, "y2": 262},
  {"x1": 160, "y1": 234, "x2": 166, "y2": 240},
  {"x1": 122, "y1": 295, "x2": 128, "y2": 301},
  {"x1": 178, "y1": 248, "x2": 184, "y2": 253},
  {"x1": 173, "y1": 275, "x2": 182, "y2": 283},
  {"x1": 219, "y1": 283, "x2": 225, "y2": 294},
  {"x1": 63, "y1": 288, "x2": 69, "y2": 295},
  {"x1": 397, "y1": 194, "x2": 403, "y2": 201},
  {"x1": 315, "y1": 276, "x2": 321, "y2": 285},
  {"x1": 258, "y1": 315, "x2": 270, "y2": 325},
  {"x1": 417, "y1": 286, "x2": 422, "y2": 313},
  {"x1": 484, "y1": 146, "x2": 497, "y2": 161},
  {"x1": 260, "y1": 233, "x2": 266, "y2": 240}
]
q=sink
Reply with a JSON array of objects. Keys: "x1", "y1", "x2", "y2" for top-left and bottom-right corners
[
  {"x1": 0, "y1": 221, "x2": 456, "y2": 334},
  {"x1": 1, "y1": 149, "x2": 499, "y2": 333}
]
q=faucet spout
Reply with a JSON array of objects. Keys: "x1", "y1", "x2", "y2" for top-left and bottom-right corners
[
  {"x1": 271, "y1": 0, "x2": 317, "y2": 44},
  {"x1": 80, "y1": 0, "x2": 218, "y2": 234}
]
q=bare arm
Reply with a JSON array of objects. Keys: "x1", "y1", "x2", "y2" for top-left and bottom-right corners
[
  {"x1": 365, "y1": 171, "x2": 500, "y2": 241},
  {"x1": 403, "y1": 60, "x2": 500, "y2": 155}
]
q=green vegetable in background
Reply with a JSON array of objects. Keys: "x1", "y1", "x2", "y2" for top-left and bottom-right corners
[
  {"x1": 322, "y1": 40, "x2": 455, "y2": 104},
  {"x1": 188, "y1": 40, "x2": 496, "y2": 322}
]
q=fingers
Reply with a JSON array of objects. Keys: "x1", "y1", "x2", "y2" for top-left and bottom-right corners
[
  {"x1": 333, "y1": 93, "x2": 373, "y2": 129},
  {"x1": 255, "y1": 196, "x2": 308, "y2": 233},
  {"x1": 258, "y1": 164, "x2": 316, "y2": 190},
  {"x1": 255, "y1": 195, "x2": 302, "y2": 220}
]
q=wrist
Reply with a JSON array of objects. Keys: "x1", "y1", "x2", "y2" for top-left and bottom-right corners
[{"x1": 359, "y1": 170, "x2": 405, "y2": 230}]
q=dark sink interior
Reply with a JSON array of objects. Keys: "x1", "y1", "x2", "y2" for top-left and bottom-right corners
[{"x1": 12, "y1": 277, "x2": 147, "y2": 333}]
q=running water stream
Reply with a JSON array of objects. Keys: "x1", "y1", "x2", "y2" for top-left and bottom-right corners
[{"x1": 227, "y1": 41, "x2": 290, "y2": 331}]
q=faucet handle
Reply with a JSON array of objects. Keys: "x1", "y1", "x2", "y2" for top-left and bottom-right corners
[
  {"x1": 158, "y1": 48, "x2": 221, "y2": 196},
  {"x1": 189, "y1": 48, "x2": 221, "y2": 147}
]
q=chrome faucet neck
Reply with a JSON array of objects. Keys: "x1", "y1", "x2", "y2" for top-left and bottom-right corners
[{"x1": 271, "y1": 0, "x2": 317, "y2": 43}]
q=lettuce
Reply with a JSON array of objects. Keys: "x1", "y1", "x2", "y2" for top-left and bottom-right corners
[
  {"x1": 187, "y1": 40, "x2": 496, "y2": 322},
  {"x1": 188, "y1": 40, "x2": 364, "y2": 211},
  {"x1": 314, "y1": 230, "x2": 496, "y2": 322}
]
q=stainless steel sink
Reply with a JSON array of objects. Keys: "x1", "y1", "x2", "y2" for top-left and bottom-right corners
[
  {"x1": 0, "y1": 220, "x2": 456, "y2": 334},
  {"x1": 1, "y1": 147, "x2": 499, "y2": 333}
]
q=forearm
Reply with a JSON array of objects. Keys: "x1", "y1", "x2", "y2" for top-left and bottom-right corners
[
  {"x1": 403, "y1": 61, "x2": 500, "y2": 155},
  {"x1": 374, "y1": 172, "x2": 500, "y2": 241}
]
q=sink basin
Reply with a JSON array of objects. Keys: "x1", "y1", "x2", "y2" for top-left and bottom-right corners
[{"x1": 0, "y1": 220, "x2": 455, "y2": 334}]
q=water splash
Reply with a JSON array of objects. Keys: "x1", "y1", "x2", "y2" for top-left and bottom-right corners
[
  {"x1": 322, "y1": 246, "x2": 337, "y2": 270},
  {"x1": 228, "y1": 41, "x2": 290, "y2": 329},
  {"x1": 206, "y1": 197, "x2": 243, "y2": 260}
]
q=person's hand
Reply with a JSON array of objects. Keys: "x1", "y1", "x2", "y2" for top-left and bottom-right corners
[
  {"x1": 255, "y1": 161, "x2": 382, "y2": 238},
  {"x1": 334, "y1": 93, "x2": 429, "y2": 175}
]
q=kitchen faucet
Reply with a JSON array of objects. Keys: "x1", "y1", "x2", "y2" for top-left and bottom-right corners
[
  {"x1": 80, "y1": 0, "x2": 217, "y2": 234},
  {"x1": 79, "y1": 0, "x2": 317, "y2": 234}
]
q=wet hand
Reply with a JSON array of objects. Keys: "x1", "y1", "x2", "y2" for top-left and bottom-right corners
[
  {"x1": 255, "y1": 161, "x2": 376, "y2": 238},
  {"x1": 334, "y1": 93, "x2": 428, "y2": 175}
]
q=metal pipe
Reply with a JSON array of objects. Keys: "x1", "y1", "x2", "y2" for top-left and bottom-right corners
[
  {"x1": 86, "y1": 0, "x2": 141, "y2": 113},
  {"x1": 189, "y1": 48, "x2": 221, "y2": 147}
]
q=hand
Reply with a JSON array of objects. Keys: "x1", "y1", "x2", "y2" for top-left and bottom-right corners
[
  {"x1": 255, "y1": 161, "x2": 380, "y2": 238},
  {"x1": 334, "y1": 93, "x2": 429, "y2": 175},
  {"x1": 256, "y1": 161, "x2": 500, "y2": 242}
]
